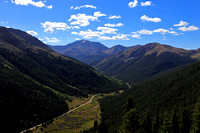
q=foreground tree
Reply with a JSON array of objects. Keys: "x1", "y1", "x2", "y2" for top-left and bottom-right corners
[{"x1": 191, "y1": 98, "x2": 200, "y2": 133}]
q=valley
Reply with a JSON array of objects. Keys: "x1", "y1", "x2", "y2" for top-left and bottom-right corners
[{"x1": 0, "y1": 1, "x2": 200, "y2": 131}]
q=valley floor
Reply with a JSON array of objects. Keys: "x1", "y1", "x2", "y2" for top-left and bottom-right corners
[{"x1": 32, "y1": 94, "x2": 101, "y2": 133}]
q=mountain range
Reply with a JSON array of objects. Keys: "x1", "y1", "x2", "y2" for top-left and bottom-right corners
[
  {"x1": 0, "y1": 26, "x2": 125, "y2": 132},
  {"x1": 94, "y1": 42, "x2": 200, "y2": 84},
  {"x1": 49, "y1": 40, "x2": 131, "y2": 65}
]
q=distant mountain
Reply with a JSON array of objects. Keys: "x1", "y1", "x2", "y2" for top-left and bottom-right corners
[
  {"x1": 103, "y1": 45, "x2": 131, "y2": 55},
  {"x1": 0, "y1": 26, "x2": 125, "y2": 132},
  {"x1": 95, "y1": 42, "x2": 200, "y2": 84},
  {"x1": 50, "y1": 40, "x2": 108, "y2": 59},
  {"x1": 50, "y1": 41, "x2": 131, "y2": 65}
]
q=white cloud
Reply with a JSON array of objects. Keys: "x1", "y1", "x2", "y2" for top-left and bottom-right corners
[
  {"x1": 41, "y1": 21, "x2": 70, "y2": 33},
  {"x1": 141, "y1": 1, "x2": 153, "y2": 6},
  {"x1": 109, "y1": 15, "x2": 121, "y2": 19},
  {"x1": 11, "y1": 0, "x2": 52, "y2": 9},
  {"x1": 174, "y1": 21, "x2": 189, "y2": 27},
  {"x1": 38, "y1": 38, "x2": 44, "y2": 41},
  {"x1": 79, "y1": 29, "x2": 104, "y2": 39},
  {"x1": 46, "y1": 5, "x2": 52, "y2": 9},
  {"x1": 71, "y1": 31, "x2": 78, "y2": 35},
  {"x1": 140, "y1": 15, "x2": 161, "y2": 23},
  {"x1": 104, "y1": 23, "x2": 124, "y2": 27},
  {"x1": 113, "y1": 34, "x2": 129, "y2": 40},
  {"x1": 69, "y1": 14, "x2": 98, "y2": 27},
  {"x1": 71, "y1": 26, "x2": 80, "y2": 29},
  {"x1": 97, "y1": 27, "x2": 118, "y2": 34},
  {"x1": 137, "y1": 29, "x2": 153, "y2": 35},
  {"x1": 153, "y1": 28, "x2": 170, "y2": 35},
  {"x1": 71, "y1": 5, "x2": 97, "y2": 10},
  {"x1": 26, "y1": 31, "x2": 38, "y2": 36},
  {"x1": 131, "y1": 32, "x2": 141, "y2": 38},
  {"x1": 99, "y1": 36, "x2": 113, "y2": 40},
  {"x1": 99, "y1": 34, "x2": 129, "y2": 40},
  {"x1": 45, "y1": 37, "x2": 60, "y2": 43},
  {"x1": 179, "y1": 25, "x2": 199, "y2": 31},
  {"x1": 94, "y1": 11, "x2": 106, "y2": 17},
  {"x1": 128, "y1": 0, "x2": 138, "y2": 8}
]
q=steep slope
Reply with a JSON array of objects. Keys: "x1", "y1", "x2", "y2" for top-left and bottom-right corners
[
  {"x1": 100, "y1": 60, "x2": 200, "y2": 132},
  {"x1": 95, "y1": 43, "x2": 199, "y2": 84},
  {"x1": 7, "y1": 27, "x2": 53, "y2": 52},
  {"x1": 0, "y1": 26, "x2": 125, "y2": 132}
]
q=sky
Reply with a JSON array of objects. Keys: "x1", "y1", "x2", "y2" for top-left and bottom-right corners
[{"x1": 0, "y1": 0, "x2": 200, "y2": 49}]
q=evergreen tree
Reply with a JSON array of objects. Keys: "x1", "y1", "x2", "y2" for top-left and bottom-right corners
[
  {"x1": 153, "y1": 108, "x2": 161, "y2": 133},
  {"x1": 180, "y1": 109, "x2": 191, "y2": 133},
  {"x1": 119, "y1": 108, "x2": 140, "y2": 133},
  {"x1": 142, "y1": 111, "x2": 152, "y2": 133},
  {"x1": 99, "y1": 118, "x2": 108, "y2": 133},
  {"x1": 171, "y1": 109, "x2": 179, "y2": 133},
  {"x1": 125, "y1": 96, "x2": 135, "y2": 112},
  {"x1": 93, "y1": 120, "x2": 98, "y2": 132},
  {"x1": 191, "y1": 98, "x2": 200, "y2": 133}
]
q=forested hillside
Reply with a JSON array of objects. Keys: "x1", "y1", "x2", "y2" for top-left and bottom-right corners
[
  {"x1": 0, "y1": 26, "x2": 125, "y2": 132},
  {"x1": 92, "y1": 60, "x2": 200, "y2": 133}
]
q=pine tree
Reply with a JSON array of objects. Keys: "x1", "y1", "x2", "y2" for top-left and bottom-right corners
[
  {"x1": 142, "y1": 111, "x2": 152, "y2": 133},
  {"x1": 125, "y1": 96, "x2": 135, "y2": 112},
  {"x1": 153, "y1": 108, "x2": 161, "y2": 133},
  {"x1": 171, "y1": 109, "x2": 179, "y2": 133},
  {"x1": 119, "y1": 108, "x2": 140, "y2": 133},
  {"x1": 191, "y1": 98, "x2": 200, "y2": 133},
  {"x1": 180, "y1": 109, "x2": 191, "y2": 133}
]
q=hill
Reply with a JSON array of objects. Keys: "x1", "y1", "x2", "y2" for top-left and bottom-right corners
[
  {"x1": 50, "y1": 41, "x2": 131, "y2": 65},
  {"x1": 0, "y1": 26, "x2": 125, "y2": 132},
  {"x1": 95, "y1": 43, "x2": 200, "y2": 84},
  {"x1": 99, "y1": 60, "x2": 200, "y2": 132}
]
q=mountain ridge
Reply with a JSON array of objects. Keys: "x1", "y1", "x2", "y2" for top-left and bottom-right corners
[{"x1": 95, "y1": 42, "x2": 200, "y2": 84}]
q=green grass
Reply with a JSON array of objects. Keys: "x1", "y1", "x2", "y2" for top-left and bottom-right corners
[{"x1": 33, "y1": 95, "x2": 102, "y2": 133}]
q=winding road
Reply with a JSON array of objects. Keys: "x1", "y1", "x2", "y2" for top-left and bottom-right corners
[{"x1": 20, "y1": 95, "x2": 96, "y2": 133}]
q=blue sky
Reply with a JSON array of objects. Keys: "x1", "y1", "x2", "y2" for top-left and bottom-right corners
[{"x1": 0, "y1": 0, "x2": 200, "y2": 49}]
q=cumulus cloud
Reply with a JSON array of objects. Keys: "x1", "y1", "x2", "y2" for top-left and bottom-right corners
[
  {"x1": 137, "y1": 29, "x2": 153, "y2": 35},
  {"x1": 140, "y1": 15, "x2": 161, "y2": 23},
  {"x1": 153, "y1": 28, "x2": 169, "y2": 35},
  {"x1": 131, "y1": 32, "x2": 141, "y2": 38},
  {"x1": 174, "y1": 21, "x2": 189, "y2": 27},
  {"x1": 11, "y1": 0, "x2": 52, "y2": 9},
  {"x1": 179, "y1": 26, "x2": 199, "y2": 31},
  {"x1": 94, "y1": 11, "x2": 106, "y2": 17},
  {"x1": 128, "y1": 0, "x2": 138, "y2": 8},
  {"x1": 71, "y1": 32, "x2": 78, "y2": 35},
  {"x1": 113, "y1": 34, "x2": 129, "y2": 40},
  {"x1": 97, "y1": 27, "x2": 118, "y2": 34},
  {"x1": 45, "y1": 37, "x2": 60, "y2": 43},
  {"x1": 69, "y1": 14, "x2": 98, "y2": 27},
  {"x1": 41, "y1": 21, "x2": 70, "y2": 33},
  {"x1": 108, "y1": 15, "x2": 121, "y2": 19},
  {"x1": 79, "y1": 29, "x2": 104, "y2": 39},
  {"x1": 26, "y1": 31, "x2": 38, "y2": 36},
  {"x1": 141, "y1": 1, "x2": 153, "y2": 6},
  {"x1": 104, "y1": 23, "x2": 124, "y2": 27},
  {"x1": 71, "y1": 5, "x2": 97, "y2": 10},
  {"x1": 99, "y1": 34, "x2": 129, "y2": 40}
]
